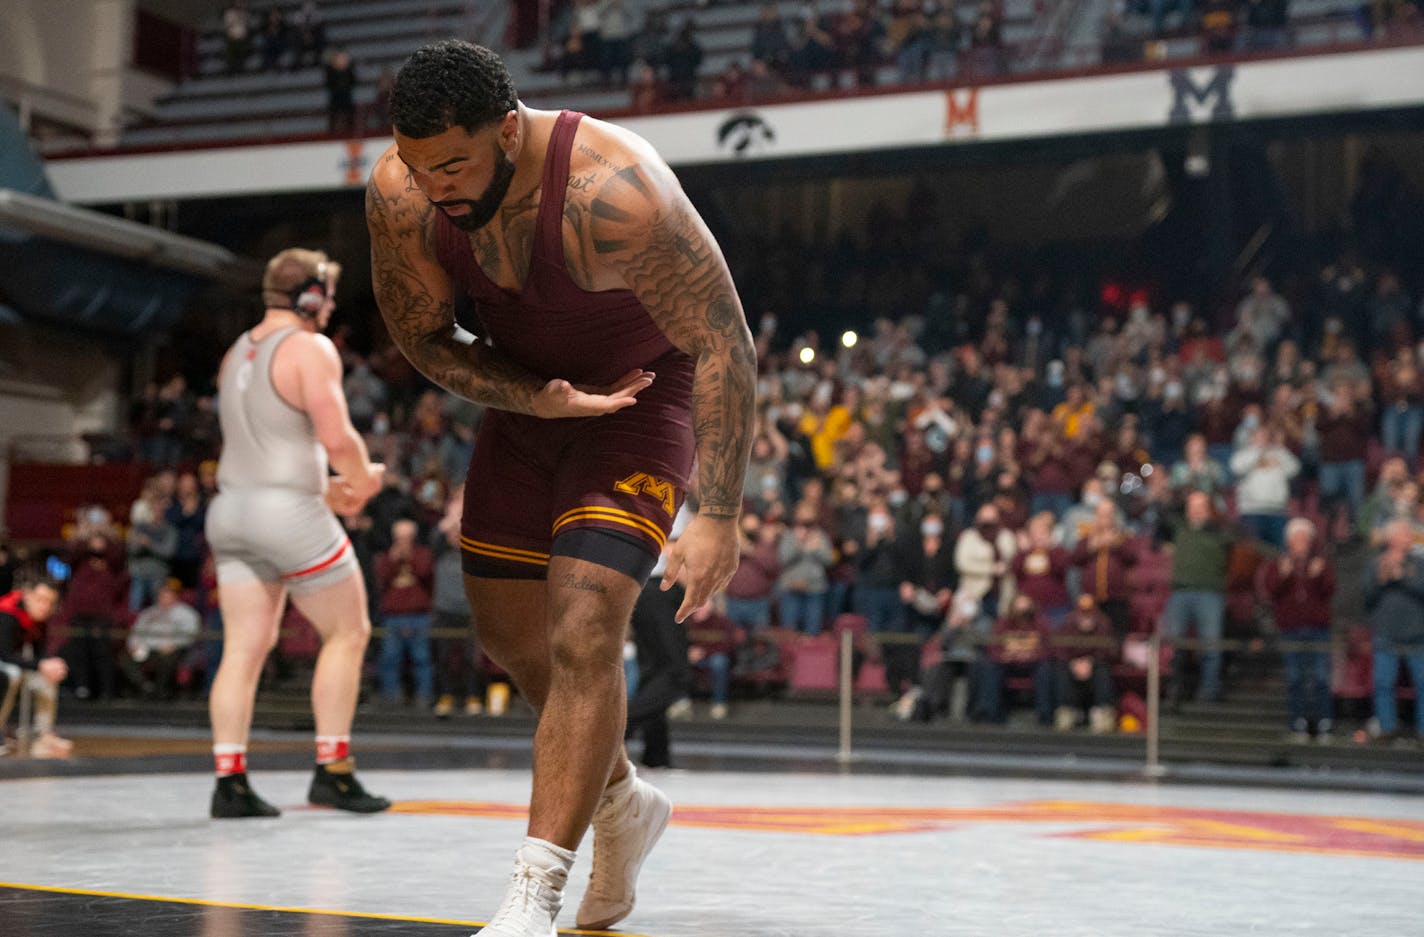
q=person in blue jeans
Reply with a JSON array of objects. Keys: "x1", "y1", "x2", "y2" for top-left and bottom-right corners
[
  {"x1": 1261, "y1": 518, "x2": 1336, "y2": 740},
  {"x1": 723, "y1": 513, "x2": 780, "y2": 632},
  {"x1": 1158, "y1": 491, "x2": 1233, "y2": 704},
  {"x1": 1363, "y1": 520, "x2": 1424, "y2": 740},
  {"x1": 686, "y1": 599, "x2": 739, "y2": 719},
  {"x1": 1378, "y1": 346, "x2": 1424, "y2": 472},
  {"x1": 776, "y1": 505, "x2": 834, "y2": 635},
  {"x1": 375, "y1": 519, "x2": 435, "y2": 705},
  {"x1": 1316, "y1": 382, "x2": 1373, "y2": 527},
  {"x1": 973, "y1": 594, "x2": 1056, "y2": 725}
]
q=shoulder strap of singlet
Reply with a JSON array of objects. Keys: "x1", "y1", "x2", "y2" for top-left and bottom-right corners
[
  {"x1": 433, "y1": 199, "x2": 468, "y2": 280},
  {"x1": 535, "y1": 110, "x2": 584, "y2": 263}
]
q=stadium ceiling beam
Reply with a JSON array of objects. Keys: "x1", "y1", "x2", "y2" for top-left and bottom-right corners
[{"x1": 0, "y1": 188, "x2": 262, "y2": 286}]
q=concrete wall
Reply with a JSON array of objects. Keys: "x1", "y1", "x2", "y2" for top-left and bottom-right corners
[{"x1": 1, "y1": 0, "x2": 169, "y2": 144}]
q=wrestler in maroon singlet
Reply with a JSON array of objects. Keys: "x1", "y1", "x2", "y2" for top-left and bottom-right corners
[{"x1": 435, "y1": 111, "x2": 696, "y2": 581}]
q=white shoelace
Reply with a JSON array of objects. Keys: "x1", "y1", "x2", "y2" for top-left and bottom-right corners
[{"x1": 488, "y1": 864, "x2": 562, "y2": 933}]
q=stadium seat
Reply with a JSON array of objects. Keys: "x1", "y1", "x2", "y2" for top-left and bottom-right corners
[
  {"x1": 788, "y1": 634, "x2": 841, "y2": 694},
  {"x1": 854, "y1": 660, "x2": 891, "y2": 698}
]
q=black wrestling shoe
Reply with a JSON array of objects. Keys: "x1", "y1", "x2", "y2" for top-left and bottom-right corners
[
  {"x1": 211, "y1": 773, "x2": 281, "y2": 819},
  {"x1": 307, "y1": 763, "x2": 391, "y2": 813}
]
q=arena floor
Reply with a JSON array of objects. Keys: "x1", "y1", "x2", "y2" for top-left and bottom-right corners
[{"x1": 2, "y1": 738, "x2": 1422, "y2": 937}]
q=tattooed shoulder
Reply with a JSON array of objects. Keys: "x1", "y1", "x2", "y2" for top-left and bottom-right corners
[{"x1": 575, "y1": 142, "x2": 624, "y2": 173}]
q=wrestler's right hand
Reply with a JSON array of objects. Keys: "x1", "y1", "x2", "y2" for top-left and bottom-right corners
[{"x1": 532, "y1": 369, "x2": 654, "y2": 418}]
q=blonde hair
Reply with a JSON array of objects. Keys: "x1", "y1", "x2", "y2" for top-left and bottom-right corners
[{"x1": 262, "y1": 248, "x2": 341, "y2": 309}]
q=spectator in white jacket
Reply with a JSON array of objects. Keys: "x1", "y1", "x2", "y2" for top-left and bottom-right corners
[
  {"x1": 954, "y1": 503, "x2": 1018, "y2": 619},
  {"x1": 1230, "y1": 425, "x2": 1300, "y2": 548}
]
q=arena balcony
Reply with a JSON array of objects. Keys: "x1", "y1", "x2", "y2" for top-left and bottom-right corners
[{"x1": 18, "y1": 0, "x2": 1424, "y2": 160}]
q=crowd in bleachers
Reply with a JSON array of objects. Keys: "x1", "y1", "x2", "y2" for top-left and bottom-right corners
[
  {"x1": 536, "y1": 0, "x2": 1424, "y2": 113},
  {"x1": 546, "y1": 0, "x2": 1015, "y2": 109},
  {"x1": 7, "y1": 158, "x2": 1424, "y2": 753},
  {"x1": 115, "y1": 0, "x2": 1424, "y2": 150}
]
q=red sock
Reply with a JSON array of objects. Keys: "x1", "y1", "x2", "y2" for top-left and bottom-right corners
[
  {"x1": 315, "y1": 736, "x2": 350, "y2": 765},
  {"x1": 214, "y1": 744, "x2": 246, "y2": 777}
]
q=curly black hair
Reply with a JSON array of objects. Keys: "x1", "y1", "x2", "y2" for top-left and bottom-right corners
[{"x1": 389, "y1": 40, "x2": 518, "y2": 139}]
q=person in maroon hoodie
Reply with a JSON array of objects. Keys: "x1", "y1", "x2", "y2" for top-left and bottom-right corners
[
  {"x1": 1260, "y1": 517, "x2": 1337, "y2": 741},
  {"x1": 723, "y1": 512, "x2": 780, "y2": 632},
  {"x1": 973, "y1": 593, "x2": 1055, "y2": 725},
  {"x1": 63, "y1": 533, "x2": 127, "y2": 700},
  {"x1": 1023, "y1": 412, "x2": 1076, "y2": 520},
  {"x1": 0, "y1": 578, "x2": 71, "y2": 757},
  {"x1": 1317, "y1": 381, "x2": 1375, "y2": 527},
  {"x1": 1069, "y1": 499, "x2": 1136, "y2": 640},
  {"x1": 376, "y1": 518, "x2": 435, "y2": 705},
  {"x1": 1052, "y1": 594, "x2": 1118, "y2": 733},
  {"x1": 1013, "y1": 512, "x2": 1072, "y2": 624}
]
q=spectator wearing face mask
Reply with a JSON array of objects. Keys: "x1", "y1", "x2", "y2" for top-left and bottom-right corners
[
  {"x1": 899, "y1": 512, "x2": 956, "y2": 634},
  {"x1": 777, "y1": 504, "x2": 834, "y2": 635},
  {"x1": 955, "y1": 504, "x2": 1017, "y2": 620},
  {"x1": 974, "y1": 593, "x2": 1055, "y2": 725},
  {"x1": 854, "y1": 502, "x2": 907, "y2": 633},
  {"x1": 1142, "y1": 377, "x2": 1192, "y2": 470},
  {"x1": 1052, "y1": 594, "x2": 1118, "y2": 733}
]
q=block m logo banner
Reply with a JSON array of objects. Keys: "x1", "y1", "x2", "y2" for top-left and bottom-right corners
[
  {"x1": 1168, "y1": 66, "x2": 1236, "y2": 124},
  {"x1": 944, "y1": 89, "x2": 980, "y2": 138}
]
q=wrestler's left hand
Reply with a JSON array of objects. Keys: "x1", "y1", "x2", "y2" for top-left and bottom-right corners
[
  {"x1": 326, "y1": 465, "x2": 383, "y2": 515},
  {"x1": 660, "y1": 513, "x2": 740, "y2": 623},
  {"x1": 326, "y1": 480, "x2": 365, "y2": 516}
]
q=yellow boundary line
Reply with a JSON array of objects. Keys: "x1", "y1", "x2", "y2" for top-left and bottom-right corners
[{"x1": 0, "y1": 881, "x2": 653, "y2": 937}]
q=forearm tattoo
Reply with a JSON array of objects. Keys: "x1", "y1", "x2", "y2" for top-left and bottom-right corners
[{"x1": 365, "y1": 157, "x2": 544, "y2": 414}]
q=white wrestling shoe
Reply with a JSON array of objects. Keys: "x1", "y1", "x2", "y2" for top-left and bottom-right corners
[
  {"x1": 576, "y1": 768, "x2": 673, "y2": 930},
  {"x1": 477, "y1": 855, "x2": 566, "y2": 937}
]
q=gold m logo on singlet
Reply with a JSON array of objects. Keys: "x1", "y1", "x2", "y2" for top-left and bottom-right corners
[{"x1": 614, "y1": 472, "x2": 676, "y2": 517}]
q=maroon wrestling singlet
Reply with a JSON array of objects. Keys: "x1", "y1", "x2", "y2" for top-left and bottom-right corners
[{"x1": 432, "y1": 110, "x2": 696, "y2": 579}]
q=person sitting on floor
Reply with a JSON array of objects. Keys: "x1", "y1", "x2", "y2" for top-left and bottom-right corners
[{"x1": 0, "y1": 577, "x2": 72, "y2": 758}]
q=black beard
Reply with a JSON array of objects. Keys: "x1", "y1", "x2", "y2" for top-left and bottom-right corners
[{"x1": 435, "y1": 152, "x2": 517, "y2": 232}]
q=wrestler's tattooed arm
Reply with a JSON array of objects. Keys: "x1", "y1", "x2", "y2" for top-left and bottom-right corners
[
  {"x1": 586, "y1": 162, "x2": 757, "y2": 519},
  {"x1": 365, "y1": 153, "x2": 546, "y2": 415}
]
